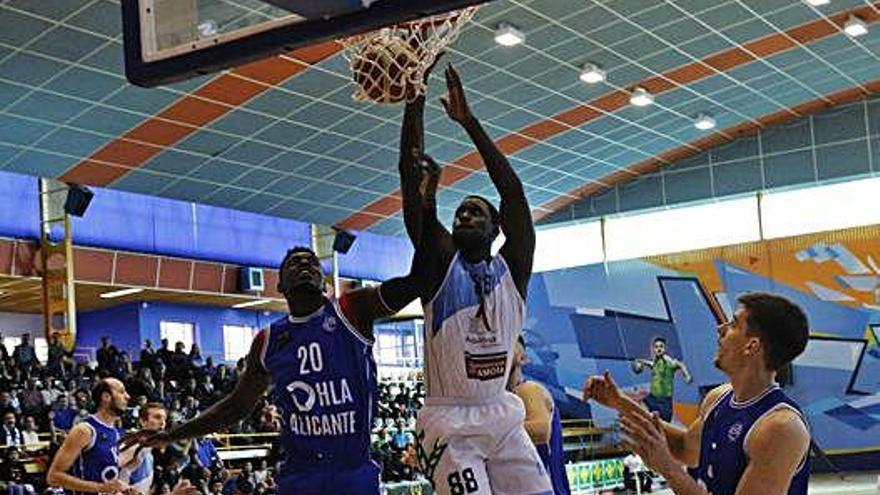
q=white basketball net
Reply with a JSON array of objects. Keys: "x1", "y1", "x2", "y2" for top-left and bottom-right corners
[{"x1": 341, "y1": 7, "x2": 478, "y2": 104}]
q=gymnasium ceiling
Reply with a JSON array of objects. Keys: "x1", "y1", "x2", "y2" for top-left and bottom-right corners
[{"x1": 0, "y1": 0, "x2": 879, "y2": 236}]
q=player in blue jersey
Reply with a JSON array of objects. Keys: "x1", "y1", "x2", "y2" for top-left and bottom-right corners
[
  {"x1": 584, "y1": 292, "x2": 811, "y2": 495},
  {"x1": 123, "y1": 246, "x2": 421, "y2": 495},
  {"x1": 47, "y1": 378, "x2": 135, "y2": 494},
  {"x1": 508, "y1": 337, "x2": 570, "y2": 495}
]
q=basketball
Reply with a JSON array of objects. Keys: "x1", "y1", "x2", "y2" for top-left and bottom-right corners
[{"x1": 351, "y1": 37, "x2": 421, "y2": 104}]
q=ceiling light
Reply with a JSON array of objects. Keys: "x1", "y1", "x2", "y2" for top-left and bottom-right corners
[
  {"x1": 579, "y1": 63, "x2": 606, "y2": 84},
  {"x1": 804, "y1": 0, "x2": 830, "y2": 6},
  {"x1": 694, "y1": 113, "x2": 717, "y2": 130},
  {"x1": 494, "y1": 23, "x2": 525, "y2": 46},
  {"x1": 99, "y1": 288, "x2": 144, "y2": 299},
  {"x1": 232, "y1": 299, "x2": 272, "y2": 309},
  {"x1": 629, "y1": 87, "x2": 654, "y2": 107},
  {"x1": 844, "y1": 15, "x2": 868, "y2": 37}
]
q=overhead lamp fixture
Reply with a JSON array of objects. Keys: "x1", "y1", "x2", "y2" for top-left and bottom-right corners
[
  {"x1": 494, "y1": 23, "x2": 525, "y2": 46},
  {"x1": 99, "y1": 288, "x2": 144, "y2": 299},
  {"x1": 804, "y1": 0, "x2": 830, "y2": 6},
  {"x1": 629, "y1": 87, "x2": 654, "y2": 107},
  {"x1": 579, "y1": 63, "x2": 606, "y2": 84},
  {"x1": 232, "y1": 299, "x2": 272, "y2": 309},
  {"x1": 694, "y1": 113, "x2": 717, "y2": 130},
  {"x1": 844, "y1": 15, "x2": 868, "y2": 37}
]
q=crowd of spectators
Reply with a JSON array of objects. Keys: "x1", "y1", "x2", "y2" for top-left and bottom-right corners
[
  {"x1": 0, "y1": 332, "x2": 431, "y2": 494},
  {"x1": 0, "y1": 333, "x2": 280, "y2": 495}
]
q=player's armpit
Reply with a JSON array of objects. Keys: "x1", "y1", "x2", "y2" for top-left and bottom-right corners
[{"x1": 735, "y1": 409, "x2": 809, "y2": 495}]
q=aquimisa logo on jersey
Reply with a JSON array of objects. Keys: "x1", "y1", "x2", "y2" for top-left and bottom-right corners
[{"x1": 323, "y1": 316, "x2": 337, "y2": 333}]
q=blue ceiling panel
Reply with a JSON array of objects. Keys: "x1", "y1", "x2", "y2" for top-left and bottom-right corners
[
  {"x1": 44, "y1": 67, "x2": 123, "y2": 102},
  {"x1": 188, "y1": 160, "x2": 250, "y2": 184},
  {"x1": 220, "y1": 141, "x2": 282, "y2": 166},
  {"x1": 31, "y1": 26, "x2": 106, "y2": 62},
  {"x1": 39, "y1": 128, "x2": 109, "y2": 158},
  {"x1": 3, "y1": 150, "x2": 78, "y2": 178},
  {"x1": 68, "y1": 0, "x2": 121, "y2": 38}
]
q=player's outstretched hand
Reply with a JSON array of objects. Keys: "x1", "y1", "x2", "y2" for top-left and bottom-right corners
[
  {"x1": 120, "y1": 429, "x2": 171, "y2": 453},
  {"x1": 440, "y1": 64, "x2": 473, "y2": 124},
  {"x1": 423, "y1": 51, "x2": 444, "y2": 84},
  {"x1": 582, "y1": 370, "x2": 624, "y2": 410},
  {"x1": 171, "y1": 479, "x2": 200, "y2": 495}
]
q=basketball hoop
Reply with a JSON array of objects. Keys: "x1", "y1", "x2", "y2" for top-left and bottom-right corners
[{"x1": 341, "y1": 7, "x2": 478, "y2": 104}]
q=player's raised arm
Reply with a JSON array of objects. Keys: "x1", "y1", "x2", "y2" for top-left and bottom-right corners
[
  {"x1": 400, "y1": 94, "x2": 427, "y2": 244},
  {"x1": 121, "y1": 333, "x2": 271, "y2": 450},
  {"x1": 440, "y1": 64, "x2": 535, "y2": 297}
]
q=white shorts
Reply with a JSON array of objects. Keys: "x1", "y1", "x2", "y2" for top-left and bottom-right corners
[{"x1": 415, "y1": 392, "x2": 552, "y2": 495}]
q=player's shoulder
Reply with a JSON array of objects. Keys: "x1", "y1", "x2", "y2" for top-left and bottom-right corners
[
  {"x1": 699, "y1": 384, "x2": 732, "y2": 416},
  {"x1": 516, "y1": 380, "x2": 553, "y2": 405},
  {"x1": 746, "y1": 406, "x2": 810, "y2": 457}
]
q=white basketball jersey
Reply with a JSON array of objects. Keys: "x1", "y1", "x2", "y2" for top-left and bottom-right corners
[{"x1": 422, "y1": 253, "x2": 524, "y2": 399}]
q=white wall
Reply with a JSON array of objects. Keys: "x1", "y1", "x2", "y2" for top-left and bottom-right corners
[{"x1": 0, "y1": 312, "x2": 42, "y2": 338}]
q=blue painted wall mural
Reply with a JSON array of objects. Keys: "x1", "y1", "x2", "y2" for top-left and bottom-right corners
[{"x1": 524, "y1": 225, "x2": 880, "y2": 466}]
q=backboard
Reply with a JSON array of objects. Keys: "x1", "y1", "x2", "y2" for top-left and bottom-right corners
[{"x1": 122, "y1": 0, "x2": 489, "y2": 87}]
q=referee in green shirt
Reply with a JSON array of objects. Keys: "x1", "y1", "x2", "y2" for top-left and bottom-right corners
[{"x1": 632, "y1": 337, "x2": 692, "y2": 421}]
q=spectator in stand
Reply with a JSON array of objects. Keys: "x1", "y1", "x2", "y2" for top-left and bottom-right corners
[
  {"x1": 169, "y1": 342, "x2": 191, "y2": 381},
  {"x1": 196, "y1": 375, "x2": 214, "y2": 404},
  {"x1": 112, "y1": 351, "x2": 133, "y2": 379},
  {"x1": 2, "y1": 447, "x2": 36, "y2": 495},
  {"x1": 40, "y1": 379, "x2": 63, "y2": 409},
  {"x1": 96, "y1": 336, "x2": 119, "y2": 372},
  {"x1": 391, "y1": 418, "x2": 414, "y2": 451},
  {"x1": 12, "y1": 334, "x2": 37, "y2": 370},
  {"x1": 47, "y1": 334, "x2": 68, "y2": 377},
  {"x1": 201, "y1": 356, "x2": 217, "y2": 380},
  {"x1": 140, "y1": 339, "x2": 157, "y2": 369},
  {"x1": 17, "y1": 378, "x2": 45, "y2": 419},
  {"x1": 49, "y1": 394, "x2": 78, "y2": 439},
  {"x1": 252, "y1": 459, "x2": 270, "y2": 487},
  {"x1": 194, "y1": 437, "x2": 222, "y2": 471},
  {"x1": 0, "y1": 332, "x2": 9, "y2": 360},
  {"x1": 20, "y1": 416, "x2": 40, "y2": 452},
  {"x1": 157, "y1": 339, "x2": 172, "y2": 368},
  {"x1": 1, "y1": 411, "x2": 23, "y2": 447},
  {"x1": 0, "y1": 391, "x2": 17, "y2": 416},
  {"x1": 189, "y1": 344, "x2": 203, "y2": 367}
]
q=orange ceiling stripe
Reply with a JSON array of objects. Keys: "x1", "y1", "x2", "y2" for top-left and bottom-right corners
[
  {"x1": 535, "y1": 80, "x2": 880, "y2": 219},
  {"x1": 59, "y1": 41, "x2": 341, "y2": 187},
  {"x1": 338, "y1": 4, "x2": 880, "y2": 231}
]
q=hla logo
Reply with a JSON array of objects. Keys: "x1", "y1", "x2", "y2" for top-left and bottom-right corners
[{"x1": 286, "y1": 378, "x2": 353, "y2": 412}]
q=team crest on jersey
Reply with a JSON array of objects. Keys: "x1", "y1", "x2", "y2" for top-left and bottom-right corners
[
  {"x1": 727, "y1": 422, "x2": 744, "y2": 442},
  {"x1": 323, "y1": 316, "x2": 337, "y2": 333}
]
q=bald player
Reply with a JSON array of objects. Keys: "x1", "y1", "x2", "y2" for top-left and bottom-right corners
[{"x1": 47, "y1": 378, "x2": 134, "y2": 494}]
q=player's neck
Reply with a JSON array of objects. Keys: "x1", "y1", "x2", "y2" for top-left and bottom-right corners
[
  {"x1": 460, "y1": 246, "x2": 491, "y2": 264},
  {"x1": 287, "y1": 292, "x2": 325, "y2": 317},
  {"x1": 94, "y1": 409, "x2": 117, "y2": 426},
  {"x1": 506, "y1": 367, "x2": 523, "y2": 391},
  {"x1": 728, "y1": 366, "x2": 776, "y2": 404}
]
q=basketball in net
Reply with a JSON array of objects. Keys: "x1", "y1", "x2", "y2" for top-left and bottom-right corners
[{"x1": 343, "y1": 7, "x2": 478, "y2": 104}]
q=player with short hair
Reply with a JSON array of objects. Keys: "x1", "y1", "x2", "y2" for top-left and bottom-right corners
[
  {"x1": 584, "y1": 292, "x2": 811, "y2": 495},
  {"x1": 123, "y1": 246, "x2": 421, "y2": 495},
  {"x1": 398, "y1": 63, "x2": 551, "y2": 495},
  {"x1": 508, "y1": 337, "x2": 570, "y2": 495},
  {"x1": 632, "y1": 336, "x2": 692, "y2": 422},
  {"x1": 47, "y1": 378, "x2": 134, "y2": 495}
]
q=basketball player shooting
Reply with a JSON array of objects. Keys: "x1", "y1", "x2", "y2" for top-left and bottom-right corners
[
  {"x1": 121, "y1": 246, "x2": 421, "y2": 495},
  {"x1": 398, "y1": 64, "x2": 552, "y2": 495}
]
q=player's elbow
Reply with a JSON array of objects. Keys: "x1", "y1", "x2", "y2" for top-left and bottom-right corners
[{"x1": 46, "y1": 467, "x2": 63, "y2": 487}]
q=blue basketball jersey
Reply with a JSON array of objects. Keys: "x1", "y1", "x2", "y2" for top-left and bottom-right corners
[
  {"x1": 120, "y1": 447, "x2": 153, "y2": 495},
  {"x1": 537, "y1": 402, "x2": 571, "y2": 495},
  {"x1": 691, "y1": 386, "x2": 809, "y2": 495},
  {"x1": 67, "y1": 415, "x2": 121, "y2": 495},
  {"x1": 262, "y1": 298, "x2": 376, "y2": 468}
]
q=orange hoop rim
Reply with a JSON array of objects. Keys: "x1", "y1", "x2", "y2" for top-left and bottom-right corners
[{"x1": 382, "y1": 6, "x2": 478, "y2": 32}]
